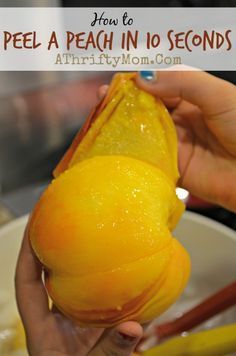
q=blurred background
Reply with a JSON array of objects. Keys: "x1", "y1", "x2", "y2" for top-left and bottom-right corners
[{"x1": 0, "y1": 0, "x2": 235, "y2": 229}]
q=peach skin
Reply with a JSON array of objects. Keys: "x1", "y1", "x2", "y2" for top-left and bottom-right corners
[{"x1": 28, "y1": 73, "x2": 191, "y2": 327}]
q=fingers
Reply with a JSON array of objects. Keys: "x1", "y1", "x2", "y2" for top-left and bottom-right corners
[
  {"x1": 15, "y1": 222, "x2": 49, "y2": 332},
  {"x1": 89, "y1": 321, "x2": 143, "y2": 356},
  {"x1": 161, "y1": 97, "x2": 182, "y2": 111},
  {"x1": 136, "y1": 69, "x2": 236, "y2": 117},
  {"x1": 98, "y1": 85, "x2": 109, "y2": 100}
]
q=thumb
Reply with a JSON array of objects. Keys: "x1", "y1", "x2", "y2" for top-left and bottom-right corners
[
  {"x1": 136, "y1": 69, "x2": 236, "y2": 118},
  {"x1": 89, "y1": 321, "x2": 143, "y2": 356}
]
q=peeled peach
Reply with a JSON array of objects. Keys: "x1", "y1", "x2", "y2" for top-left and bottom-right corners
[{"x1": 29, "y1": 73, "x2": 190, "y2": 327}]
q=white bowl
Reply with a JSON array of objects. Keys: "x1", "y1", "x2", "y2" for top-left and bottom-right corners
[
  {"x1": 0, "y1": 215, "x2": 27, "y2": 356},
  {"x1": 158, "y1": 211, "x2": 236, "y2": 330},
  {"x1": 0, "y1": 212, "x2": 235, "y2": 355}
]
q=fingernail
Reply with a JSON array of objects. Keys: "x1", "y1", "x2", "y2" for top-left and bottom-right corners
[
  {"x1": 140, "y1": 71, "x2": 155, "y2": 81},
  {"x1": 114, "y1": 331, "x2": 138, "y2": 346}
]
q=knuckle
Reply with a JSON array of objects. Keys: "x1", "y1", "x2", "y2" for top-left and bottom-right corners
[{"x1": 100, "y1": 344, "x2": 121, "y2": 356}]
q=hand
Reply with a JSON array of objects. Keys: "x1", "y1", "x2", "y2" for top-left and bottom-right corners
[
  {"x1": 15, "y1": 225, "x2": 143, "y2": 356},
  {"x1": 136, "y1": 70, "x2": 236, "y2": 212}
]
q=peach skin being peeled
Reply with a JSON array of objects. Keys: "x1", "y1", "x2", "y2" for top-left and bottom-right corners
[{"x1": 28, "y1": 73, "x2": 191, "y2": 327}]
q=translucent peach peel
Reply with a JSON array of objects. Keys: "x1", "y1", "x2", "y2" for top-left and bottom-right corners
[
  {"x1": 54, "y1": 73, "x2": 179, "y2": 185},
  {"x1": 29, "y1": 73, "x2": 190, "y2": 327}
]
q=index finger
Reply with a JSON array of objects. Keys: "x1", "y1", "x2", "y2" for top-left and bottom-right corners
[{"x1": 136, "y1": 70, "x2": 236, "y2": 117}]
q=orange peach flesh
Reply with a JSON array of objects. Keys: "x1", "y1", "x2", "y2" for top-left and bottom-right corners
[{"x1": 29, "y1": 73, "x2": 190, "y2": 327}]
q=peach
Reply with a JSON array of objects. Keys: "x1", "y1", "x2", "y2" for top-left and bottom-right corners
[{"x1": 29, "y1": 73, "x2": 190, "y2": 327}]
